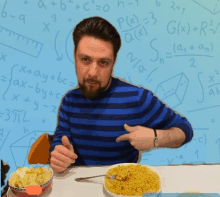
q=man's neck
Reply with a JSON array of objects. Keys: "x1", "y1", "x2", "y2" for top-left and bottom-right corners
[{"x1": 105, "y1": 77, "x2": 112, "y2": 92}]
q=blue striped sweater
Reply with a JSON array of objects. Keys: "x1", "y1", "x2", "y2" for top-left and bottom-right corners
[{"x1": 49, "y1": 77, "x2": 193, "y2": 166}]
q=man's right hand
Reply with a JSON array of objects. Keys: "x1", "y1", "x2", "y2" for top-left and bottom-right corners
[{"x1": 50, "y1": 136, "x2": 78, "y2": 172}]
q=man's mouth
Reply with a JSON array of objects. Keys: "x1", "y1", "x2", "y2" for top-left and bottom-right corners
[{"x1": 88, "y1": 82, "x2": 98, "y2": 86}]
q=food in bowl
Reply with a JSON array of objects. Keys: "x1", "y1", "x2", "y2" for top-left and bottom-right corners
[
  {"x1": 104, "y1": 163, "x2": 161, "y2": 196},
  {"x1": 9, "y1": 166, "x2": 52, "y2": 188}
]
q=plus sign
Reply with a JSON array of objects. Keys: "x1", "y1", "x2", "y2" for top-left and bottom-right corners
[
  {"x1": 24, "y1": 97, "x2": 30, "y2": 102},
  {"x1": 75, "y1": 4, "x2": 80, "y2": 10},
  {"x1": 49, "y1": 91, "x2": 54, "y2": 96},
  {"x1": 27, "y1": 69, "x2": 32, "y2": 74},
  {"x1": 193, "y1": 27, "x2": 198, "y2": 32},
  {"x1": 189, "y1": 45, "x2": 195, "y2": 50},
  {"x1": 51, "y1": 1, "x2": 57, "y2": 6}
]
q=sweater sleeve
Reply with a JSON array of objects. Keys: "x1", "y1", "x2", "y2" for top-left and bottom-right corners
[
  {"x1": 143, "y1": 90, "x2": 194, "y2": 147},
  {"x1": 49, "y1": 92, "x2": 73, "y2": 153}
]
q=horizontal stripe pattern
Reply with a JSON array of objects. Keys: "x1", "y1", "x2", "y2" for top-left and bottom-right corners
[{"x1": 50, "y1": 77, "x2": 193, "y2": 165}]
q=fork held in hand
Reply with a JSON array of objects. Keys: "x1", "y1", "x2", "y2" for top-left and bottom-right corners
[{"x1": 75, "y1": 174, "x2": 127, "y2": 182}]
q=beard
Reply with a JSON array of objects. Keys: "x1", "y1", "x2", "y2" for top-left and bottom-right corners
[{"x1": 78, "y1": 76, "x2": 112, "y2": 100}]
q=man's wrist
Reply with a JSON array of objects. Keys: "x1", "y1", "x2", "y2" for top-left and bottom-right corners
[
  {"x1": 156, "y1": 127, "x2": 186, "y2": 148},
  {"x1": 155, "y1": 129, "x2": 169, "y2": 148}
]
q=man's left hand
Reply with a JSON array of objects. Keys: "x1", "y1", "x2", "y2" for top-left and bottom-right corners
[{"x1": 116, "y1": 124, "x2": 156, "y2": 151}]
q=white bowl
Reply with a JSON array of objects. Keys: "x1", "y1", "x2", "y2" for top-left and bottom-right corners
[
  {"x1": 9, "y1": 167, "x2": 53, "y2": 197},
  {"x1": 103, "y1": 163, "x2": 161, "y2": 197}
]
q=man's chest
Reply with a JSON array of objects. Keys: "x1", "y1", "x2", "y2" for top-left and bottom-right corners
[{"x1": 68, "y1": 107, "x2": 147, "y2": 141}]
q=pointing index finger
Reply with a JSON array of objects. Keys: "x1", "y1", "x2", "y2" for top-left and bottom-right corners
[{"x1": 116, "y1": 133, "x2": 131, "y2": 142}]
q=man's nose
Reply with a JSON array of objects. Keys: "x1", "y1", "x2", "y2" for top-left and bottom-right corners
[{"x1": 88, "y1": 62, "x2": 99, "y2": 78}]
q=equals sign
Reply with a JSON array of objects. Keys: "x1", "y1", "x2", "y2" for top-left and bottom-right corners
[
  {"x1": 1, "y1": 76, "x2": 7, "y2": 82},
  {"x1": 96, "y1": 5, "x2": 101, "y2": 10},
  {"x1": 166, "y1": 52, "x2": 173, "y2": 58}
]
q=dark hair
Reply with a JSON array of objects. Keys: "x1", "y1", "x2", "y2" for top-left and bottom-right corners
[{"x1": 73, "y1": 16, "x2": 121, "y2": 62}]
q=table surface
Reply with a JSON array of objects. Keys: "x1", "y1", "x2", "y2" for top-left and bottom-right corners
[{"x1": 7, "y1": 163, "x2": 220, "y2": 197}]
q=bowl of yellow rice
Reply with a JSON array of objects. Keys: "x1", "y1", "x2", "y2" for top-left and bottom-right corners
[{"x1": 104, "y1": 163, "x2": 161, "y2": 197}]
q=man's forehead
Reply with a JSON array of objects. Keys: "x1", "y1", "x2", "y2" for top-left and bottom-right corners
[{"x1": 77, "y1": 36, "x2": 113, "y2": 53}]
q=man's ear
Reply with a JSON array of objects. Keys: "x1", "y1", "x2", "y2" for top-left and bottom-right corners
[{"x1": 74, "y1": 49, "x2": 76, "y2": 59}]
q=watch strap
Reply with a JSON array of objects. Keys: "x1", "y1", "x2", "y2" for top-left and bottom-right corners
[
  {"x1": 153, "y1": 128, "x2": 157, "y2": 137},
  {"x1": 153, "y1": 128, "x2": 159, "y2": 147}
]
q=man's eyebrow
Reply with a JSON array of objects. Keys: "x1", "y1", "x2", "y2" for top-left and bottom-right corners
[
  {"x1": 78, "y1": 53, "x2": 91, "y2": 58},
  {"x1": 78, "y1": 53, "x2": 112, "y2": 61},
  {"x1": 99, "y1": 57, "x2": 112, "y2": 61}
]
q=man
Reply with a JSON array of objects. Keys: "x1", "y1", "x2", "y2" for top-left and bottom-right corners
[
  {"x1": 1, "y1": 160, "x2": 10, "y2": 197},
  {"x1": 49, "y1": 16, "x2": 193, "y2": 172}
]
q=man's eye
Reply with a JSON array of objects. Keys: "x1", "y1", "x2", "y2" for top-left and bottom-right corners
[
  {"x1": 99, "y1": 61, "x2": 108, "y2": 66},
  {"x1": 82, "y1": 58, "x2": 90, "y2": 62}
]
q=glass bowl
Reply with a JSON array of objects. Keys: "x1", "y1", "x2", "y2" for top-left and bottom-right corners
[{"x1": 9, "y1": 167, "x2": 53, "y2": 197}]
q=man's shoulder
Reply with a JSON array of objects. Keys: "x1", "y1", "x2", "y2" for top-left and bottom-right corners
[
  {"x1": 116, "y1": 77, "x2": 150, "y2": 92},
  {"x1": 117, "y1": 77, "x2": 153, "y2": 94},
  {"x1": 66, "y1": 87, "x2": 80, "y2": 97},
  {"x1": 61, "y1": 86, "x2": 80, "y2": 102}
]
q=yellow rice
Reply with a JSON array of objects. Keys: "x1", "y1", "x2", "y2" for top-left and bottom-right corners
[{"x1": 105, "y1": 164, "x2": 160, "y2": 196}]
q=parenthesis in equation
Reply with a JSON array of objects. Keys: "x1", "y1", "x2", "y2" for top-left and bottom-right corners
[
  {"x1": 134, "y1": 30, "x2": 139, "y2": 41},
  {"x1": 65, "y1": 28, "x2": 75, "y2": 65},
  {"x1": 173, "y1": 43, "x2": 176, "y2": 53},
  {"x1": 197, "y1": 72, "x2": 204, "y2": 103},
  {"x1": 178, "y1": 21, "x2": 180, "y2": 35},
  {"x1": 3, "y1": 64, "x2": 19, "y2": 100},
  {"x1": 55, "y1": 30, "x2": 63, "y2": 61},
  {"x1": 204, "y1": 133, "x2": 206, "y2": 145},
  {"x1": 211, "y1": 42, "x2": 214, "y2": 52},
  {"x1": 187, "y1": 22, "x2": 190, "y2": 35},
  {"x1": 126, "y1": 16, "x2": 131, "y2": 26},
  {"x1": 142, "y1": 26, "x2": 147, "y2": 36},
  {"x1": 133, "y1": 14, "x2": 139, "y2": 23},
  {"x1": 150, "y1": 38, "x2": 159, "y2": 62}
]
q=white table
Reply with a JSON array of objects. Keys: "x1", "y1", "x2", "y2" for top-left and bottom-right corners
[{"x1": 7, "y1": 164, "x2": 220, "y2": 197}]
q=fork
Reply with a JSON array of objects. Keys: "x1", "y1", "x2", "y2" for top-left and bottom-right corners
[{"x1": 75, "y1": 174, "x2": 128, "y2": 182}]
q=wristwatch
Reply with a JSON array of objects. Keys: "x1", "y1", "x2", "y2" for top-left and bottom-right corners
[{"x1": 153, "y1": 128, "x2": 159, "y2": 148}]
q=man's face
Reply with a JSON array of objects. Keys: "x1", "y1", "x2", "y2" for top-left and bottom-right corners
[{"x1": 75, "y1": 36, "x2": 115, "y2": 100}]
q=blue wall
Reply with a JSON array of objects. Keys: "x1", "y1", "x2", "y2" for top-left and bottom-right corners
[{"x1": 0, "y1": 0, "x2": 220, "y2": 183}]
